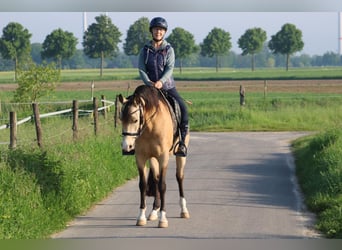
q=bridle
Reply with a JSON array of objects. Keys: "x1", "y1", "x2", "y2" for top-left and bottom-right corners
[
  {"x1": 121, "y1": 93, "x2": 160, "y2": 139},
  {"x1": 121, "y1": 103, "x2": 144, "y2": 138}
]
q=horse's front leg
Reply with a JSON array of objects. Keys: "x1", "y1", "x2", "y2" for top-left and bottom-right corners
[
  {"x1": 158, "y1": 155, "x2": 169, "y2": 228},
  {"x1": 147, "y1": 158, "x2": 160, "y2": 221},
  {"x1": 136, "y1": 165, "x2": 147, "y2": 226}
]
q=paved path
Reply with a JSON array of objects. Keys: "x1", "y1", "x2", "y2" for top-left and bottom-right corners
[{"x1": 53, "y1": 132, "x2": 320, "y2": 239}]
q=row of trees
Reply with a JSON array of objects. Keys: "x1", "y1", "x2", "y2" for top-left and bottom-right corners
[
  {"x1": 0, "y1": 14, "x2": 338, "y2": 77},
  {"x1": 15, "y1": 45, "x2": 342, "y2": 70}
]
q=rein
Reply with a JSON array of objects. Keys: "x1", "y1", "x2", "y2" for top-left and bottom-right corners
[{"x1": 121, "y1": 100, "x2": 158, "y2": 138}]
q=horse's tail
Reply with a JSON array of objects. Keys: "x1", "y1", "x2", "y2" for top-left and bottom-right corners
[{"x1": 146, "y1": 168, "x2": 156, "y2": 197}]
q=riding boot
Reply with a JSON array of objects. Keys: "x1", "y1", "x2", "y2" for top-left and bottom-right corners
[{"x1": 175, "y1": 124, "x2": 189, "y2": 157}]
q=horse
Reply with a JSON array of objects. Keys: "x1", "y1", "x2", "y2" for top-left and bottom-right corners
[{"x1": 118, "y1": 85, "x2": 190, "y2": 228}]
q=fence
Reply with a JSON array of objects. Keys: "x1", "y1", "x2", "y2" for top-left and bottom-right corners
[{"x1": 0, "y1": 95, "x2": 122, "y2": 149}]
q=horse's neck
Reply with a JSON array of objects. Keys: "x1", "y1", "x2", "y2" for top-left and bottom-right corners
[{"x1": 145, "y1": 101, "x2": 172, "y2": 135}]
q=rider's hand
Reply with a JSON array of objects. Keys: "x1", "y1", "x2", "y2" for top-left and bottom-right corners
[{"x1": 154, "y1": 81, "x2": 163, "y2": 89}]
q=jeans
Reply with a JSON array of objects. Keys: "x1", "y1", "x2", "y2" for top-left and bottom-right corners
[{"x1": 165, "y1": 87, "x2": 189, "y2": 139}]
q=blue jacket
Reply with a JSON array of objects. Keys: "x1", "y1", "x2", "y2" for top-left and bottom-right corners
[{"x1": 138, "y1": 40, "x2": 175, "y2": 90}]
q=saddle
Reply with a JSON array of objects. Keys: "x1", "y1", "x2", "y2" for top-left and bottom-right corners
[{"x1": 159, "y1": 90, "x2": 182, "y2": 141}]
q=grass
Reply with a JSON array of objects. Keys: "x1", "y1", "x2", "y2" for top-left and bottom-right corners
[
  {"x1": 182, "y1": 91, "x2": 342, "y2": 131},
  {"x1": 1, "y1": 67, "x2": 342, "y2": 84},
  {"x1": 0, "y1": 115, "x2": 137, "y2": 239},
  {"x1": 293, "y1": 129, "x2": 342, "y2": 238}
]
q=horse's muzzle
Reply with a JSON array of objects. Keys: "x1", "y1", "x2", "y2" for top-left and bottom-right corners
[{"x1": 122, "y1": 149, "x2": 135, "y2": 155}]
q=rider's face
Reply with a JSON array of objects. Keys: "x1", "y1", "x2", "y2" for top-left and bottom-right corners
[{"x1": 152, "y1": 27, "x2": 166, "y2": 42}]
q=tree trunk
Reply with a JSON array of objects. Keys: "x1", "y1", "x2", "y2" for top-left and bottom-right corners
[
  {"x1": 14, "y1": 56, "x2": 18, "y2": 81},
  {"x1": 215, "y1": 54, "x2": 219, "y2": 72},
  {"x1": 286, "y1": 53, "x2": 290, "y2": 71},
  {"x1": 58, "y1": 57, "x2": 62, "y2": 70},
  {"x1": 179, "y1": 59, "x2": 183, "y2": 74},
  {"x1": 100, "y1": 51, "x2": 104, "y2": 77},
  {"x1": 251, "y1": 54, "x2": 255, "y2": 71}
]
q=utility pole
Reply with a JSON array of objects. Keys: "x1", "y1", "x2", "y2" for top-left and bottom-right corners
[{"x1": 339, "y1": 12, "x2": 342, "y2": 55}]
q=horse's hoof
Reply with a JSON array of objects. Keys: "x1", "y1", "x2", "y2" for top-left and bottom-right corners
[
  {"x1": 148, "y1": 210, "x2": 159, "y2": 221},
  {"x1": 181, "y1": 212, "x2": 190, "y2": 219},
  {"x1": 136, "y1": 219, "x2": 147, "y2": 226},
  {"x1": 158, "y1": 220, "x2": 168, "y2": 228}
]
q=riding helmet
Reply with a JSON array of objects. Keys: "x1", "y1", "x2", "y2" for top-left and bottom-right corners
[{"x1": 149, "y1": 17, "x2": 168, "y2": 32}]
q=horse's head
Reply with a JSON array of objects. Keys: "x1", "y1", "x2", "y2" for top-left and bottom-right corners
[
  {"x1": 118, "y1": 85, "x2": 161, "y2": 155},
  {"x1": 118, "y1": 93, "x2": 145, "y2": 155}
]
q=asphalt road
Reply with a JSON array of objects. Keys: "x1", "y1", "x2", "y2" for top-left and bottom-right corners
[{"x1": 52, "y1": 132, "x2": 320, "y2": 239}]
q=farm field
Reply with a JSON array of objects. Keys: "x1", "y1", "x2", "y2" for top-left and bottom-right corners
[{"x1": 2, "y1": 78, "x2": 342, "y2": 93}]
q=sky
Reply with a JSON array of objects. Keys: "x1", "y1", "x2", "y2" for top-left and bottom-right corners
[{"x1": 0, "y1": 12, "x2": 341, "y2": 56}]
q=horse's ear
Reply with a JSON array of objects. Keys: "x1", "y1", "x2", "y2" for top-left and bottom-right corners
[{"x1": 118, "y1": 94, "x2": 127, "y2": 104}]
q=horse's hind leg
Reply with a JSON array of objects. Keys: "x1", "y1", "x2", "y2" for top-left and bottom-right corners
[{"x1": 176, "y1": 156, "x2": 190, "y2": 219}]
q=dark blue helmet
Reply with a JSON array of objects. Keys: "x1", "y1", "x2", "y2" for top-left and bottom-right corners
[{"x1": 149, "y1": 17, "x2": 168, "y2": 32}]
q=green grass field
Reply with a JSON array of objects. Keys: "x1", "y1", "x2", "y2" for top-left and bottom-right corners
[{"x1": 1, "y1": 67, "x2": 342, "y2": 83}]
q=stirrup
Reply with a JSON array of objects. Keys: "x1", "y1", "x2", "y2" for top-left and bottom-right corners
[{"x1": 174, "y1": 142, "x2": 187, "y2": 157}]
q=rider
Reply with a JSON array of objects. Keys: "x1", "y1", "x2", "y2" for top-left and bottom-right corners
[{"x1": 138, "y1": 17, "x2": 189, "y2": 157}]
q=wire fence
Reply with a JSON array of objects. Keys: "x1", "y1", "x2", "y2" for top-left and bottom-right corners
[{"x1": 0, "y1": 96, "x2": 121, "y2": 148}]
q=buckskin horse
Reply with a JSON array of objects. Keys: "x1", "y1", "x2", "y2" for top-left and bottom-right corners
[{"x1": 118, "y1": 85, "x2": 190, "y2": 228}]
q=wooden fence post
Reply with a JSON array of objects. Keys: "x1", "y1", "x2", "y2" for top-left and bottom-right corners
[
  {"x1": 239, "y1": 85, "x2": 245, "y2": 106},
  {"x1": 9, "y1": 111, "x2": 17, "y2": 149},
  {"x1": 32, "y1": 102, "x2": 43, "y2": 148},
  {"x1": 264, "y1": 80, "x2": 268, "y2": 100},
  {"x1": 91, "y1": 81, "x2": 95, "y2": 99},
  {"x1": 72, "y1": 100, "x2": 78, "y2": 141},
  {"x1": 114, "y1": 95, "x2": 121, "y2": 128},
  {"x1": 101, "y1": 95, "x2": 107, "y2": 119},
  {"x1": 93, "y1": 97, "x2": 98, "y2": 136}
]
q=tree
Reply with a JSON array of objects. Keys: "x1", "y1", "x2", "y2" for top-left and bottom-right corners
[
  {"x1": 322, "y1": 51, "x2": 340, "y2": 66},
  {"x1": 41, "y1": 28, "x2": 77, "y2": 69},
  {"x1": 31, "y1": 43, "x2": 43, "y2": 65},
  {"x1": 63, "y1": 49, "x2": 87, "y2": 69},
  {"x1": 200, "y1": 27, "x2": 231, "y2": 72},
  {"x1": 83, "y1": 14, "x2": 122, "y2": 77},
  {"x1": 0, "y1": 22, "x2": 32, "y2": 80},
  {"x1": 167, "y1": 27, "x2": 199, "y2": 73},
  {"x1": 268, "y1": 23, "x2": 304, "y2": 71},
  {"x1": 238, "y1": 27, "x2": 267, "y2": 71},
  {"x1": 14, "y1": 62, "x2": 60, "y2": 102},
  {"x1": 123, "y1": 17, "x2": 150, "y2": 56}
]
